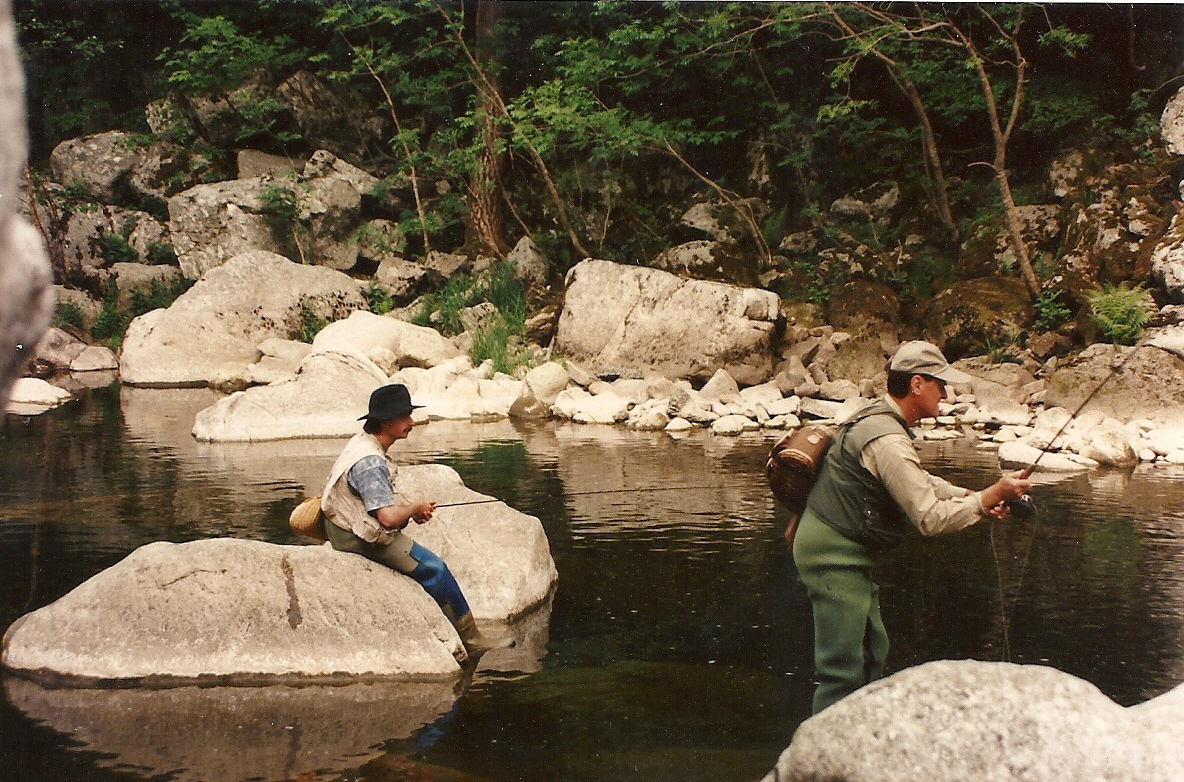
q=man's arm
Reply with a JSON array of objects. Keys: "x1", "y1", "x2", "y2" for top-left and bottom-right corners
[
  {"x1": 348, "y1": 456, "x2": 436, "y2": 530},
  {"x1": 373, "y1": 498, "x2": 435, "y2": 529},
  {"x1": 862, "y1": 433, "x2": 983, "y2": 535}
]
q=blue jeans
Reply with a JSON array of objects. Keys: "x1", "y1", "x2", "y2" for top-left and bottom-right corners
[{"x1": 325, "y1": 521, "x2": 471, "y2": 620}]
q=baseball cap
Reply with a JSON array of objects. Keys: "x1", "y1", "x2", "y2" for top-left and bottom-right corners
[{"x1": 889, "y1": 341, "x2": 972, "y2": 384}]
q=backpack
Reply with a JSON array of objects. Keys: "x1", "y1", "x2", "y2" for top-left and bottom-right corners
[{"x1": 766, "y1": 423, "x2": 834, "y2": 516}]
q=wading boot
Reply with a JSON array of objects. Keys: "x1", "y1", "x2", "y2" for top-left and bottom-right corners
[{"x1": 453, "y1": 612, "x2": 514, "y2": 657}]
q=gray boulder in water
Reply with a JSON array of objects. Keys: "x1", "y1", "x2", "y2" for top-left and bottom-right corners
[{"x1": 761, "y1": 659, "x2": 1184, "y2": 782}]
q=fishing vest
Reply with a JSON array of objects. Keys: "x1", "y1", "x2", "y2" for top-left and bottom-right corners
[
  {"x1": 805, "y1": 398, "x2": 914, "y2": 550},
  {"x1": 321, "y1": 432, "x2": 404, "y2": 546}
]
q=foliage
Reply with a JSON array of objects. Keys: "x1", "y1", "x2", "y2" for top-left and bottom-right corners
[
  {"x1": 470, "y1": 316, "x2": 532, "y2": 377},
  {"x1": 89, "y1": 275, "x2": 194, "y2": 349},
  {"x1": 364, "y1": 282, "x2": 394, "y2": 316},
  {"x1": 17, "y1": 2, "x2": 1180, "y2": 287},
  {"x1": 89, "y1": 279, "x2": 127, "y2": 347},
  {"x1": 157, "y1": 5, "x2": 312, "y2": 145},
  {"x1": 100, "y1": 232, "x2": 139, "y2": 265},
  {"x1": 411, "y1": 261, "x2": 528, "y2": 371},
  {"x1": 1033, "y1": 289, "x2": 1071, "y2": 332},
  {"x1": 297, "y1": 303, "x2": 329, "y2": 344},
  {"x1": 1087, "y1": 283, "x2": 1149, "y2": 345},
  {"x1": 258, "y1": 181, "x2": 305, "y2": 261},
  {"x1": 145, "y1": 241, "x2": 179, "y2": 266},
  {"x1": 51, "y1": 300, "x2": 85, "y2": 331},
  {"x1": 258, "y1": 182, "x2": 299, "y2": 223},
  {"x1": 412, "y1": 275, "x2": 474, "y2": 336},
  {"x1": 129, "y1": 276, "x2": 194, "y2": 316}
]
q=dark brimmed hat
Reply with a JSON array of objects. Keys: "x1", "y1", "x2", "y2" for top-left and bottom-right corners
[
  {"x1": 889, "y1": 340, "x2": 972, "y2": 385},
  {"x1": 358, "y1": 384, "x2": 422, "y2": 421}
]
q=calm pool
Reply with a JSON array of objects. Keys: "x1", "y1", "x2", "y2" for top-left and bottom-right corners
[{"x1": 2, "y1": 385, "x2": 1182, "y2": 782}]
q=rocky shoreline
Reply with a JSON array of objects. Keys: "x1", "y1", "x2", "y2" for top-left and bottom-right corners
[{"x1": 16, "y1": 254, "x2": 1184, "y2": 479}]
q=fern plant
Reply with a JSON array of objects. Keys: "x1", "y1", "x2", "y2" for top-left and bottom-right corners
[{"x1": 1087, "y1": 283, "x2": 1149, "y2": 345}]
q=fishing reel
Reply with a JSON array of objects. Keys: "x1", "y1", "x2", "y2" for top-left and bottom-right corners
[{"x1": 1005, "y1": 494, "x2": 1036, "y2": 519}]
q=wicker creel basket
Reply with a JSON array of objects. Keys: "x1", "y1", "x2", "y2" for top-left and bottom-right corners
[{"x1": 289, "y1": 495, "x2": 328, "y2": 541}]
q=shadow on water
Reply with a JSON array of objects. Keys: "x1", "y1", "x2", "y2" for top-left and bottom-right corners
[{"x1": 2, "y1": 386, "x2": 1183, "y2": 781}]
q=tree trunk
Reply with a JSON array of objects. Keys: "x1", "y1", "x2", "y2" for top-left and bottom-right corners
[
  {"x1": 893, "y1": 73, "x2": 959, "y2": 246},
  {"x1": 465, "y1": 0, "x2": 508, "y2": 256},
  {"x1": 963, "y1": 12, "x2": 1041, "y2": 299}
]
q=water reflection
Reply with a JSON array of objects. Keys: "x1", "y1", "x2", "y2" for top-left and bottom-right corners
[
  {"x1": 3, "y1": 387, "x2": 1184, "y2": 782},
  {"x1": 5, "y1": 677, "x2": 461, "y2": 782}
]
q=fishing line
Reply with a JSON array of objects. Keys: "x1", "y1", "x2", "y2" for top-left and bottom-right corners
[
  {"x1": 990, "y1": 342, "x2": 1141, "y2": 662},
  {"x1": 435, "y1": 482, "x2": 756, "y2": 508}
]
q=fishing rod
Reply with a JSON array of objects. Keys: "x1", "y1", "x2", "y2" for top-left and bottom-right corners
[
  {"x1": 992, "y1": 340, "x2": 1143, "y2": 660},
  {"x1": 1003, "y1": 341, "x2": 1142, "y2": 518},
  {"x1": 435, "y1": 482, "x2": 756, "y2": 508}
]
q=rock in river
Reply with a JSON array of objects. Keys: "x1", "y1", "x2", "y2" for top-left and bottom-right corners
[
  {"x1": 762, "y1": 659, "x2": 1184, "y2": 782},
  {"x1": 2, "y1": 465, "x2": 557, "y2": 684}
]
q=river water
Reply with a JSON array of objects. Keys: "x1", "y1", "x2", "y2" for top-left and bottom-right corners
[{"x1": 1, "y1": 385, "x2": 1182, "y2": 782}]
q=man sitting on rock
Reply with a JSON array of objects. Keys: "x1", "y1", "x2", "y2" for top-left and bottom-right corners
[{"x1": 320, "y1": 383, "x2": 510, "y2": 657}]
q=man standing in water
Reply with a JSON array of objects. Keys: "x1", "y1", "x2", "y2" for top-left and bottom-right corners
[
  {"x1": 321, "y1": 383, "x2": 510, "y2": 657},
  {"x1": 792, "y1": 341, "x2": 1031, "y2": 713}
]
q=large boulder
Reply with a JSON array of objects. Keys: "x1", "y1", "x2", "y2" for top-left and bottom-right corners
[
  {"x1": 168, "y1": 175, "x2": 291, "y2": 278},
  {"x1": 920, "y1": 277, "x2": 1034, "y2": 360},
  {"x1": 0, "y1": 1, "x2": 53, "y2": 410},
  {"x1": 2, "y1": 537, "x2": 463, "y2": 682},
  {"x1": 192, "y1": 350, "x2": 388, "y2": 441},
  {"x1": 1161, "y1": 85, "x2": 1184, "y2": 157},
  {"x1": 1045, "y1": 343, "x2": 1184, "y2": 424},
  {"x1": 2, "y1": 464, "x2": 557, "y2": 684},
  {"x1": 298, "y1": 150, "x2": 379, "y2": 271},
  {"x1": 120, "y1": 251, "x2": 366, "y2": 388},
  {"x1": 553, "y1": 259, "x2": 781, "y2": 385},
  {"x1": 168, "y1": 150, "x2": 378, "y2": 278},
  {"x1": 1151, "y1": 211, "x2": 1184, "y2": 304},
  {"x1": 309, "y1": 309, "x2": 462, "y2": 371},
  {"x1": 761, "y1": 660, "x2": 1183, "y2": 782},
  {"x1": 48, "y1": 130, "x2": 146, "y2": 205}
]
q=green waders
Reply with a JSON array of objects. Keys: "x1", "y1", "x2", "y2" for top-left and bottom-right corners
[{"x1": 792, "y1": 507, "x2": 889, "y2": 714}]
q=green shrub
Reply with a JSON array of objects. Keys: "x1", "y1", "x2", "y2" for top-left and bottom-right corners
[
  {"x1": 145, "y1": 240, "x2": 179, "y2": 265},
  {"x1": 413, "y1": 274, "x2": 478, "y2": 336},
  {"x1": 475, "y1": 261, "x2": 526, "y2": 332},
  {"x1": 90, "y1": 278, "x2": 130, "y2": 348},
  {"x1": 1033, "y1": 289, "x2": 1071, "y2": 332},
  {"x1": 1087, "y1": 283, "x2": 1149, "y2": 345},
  {"x1": 88, "y1": 275, "x2": 196, "y2": 349},
  {"x1": 128, "y1": 277, "x2": 194, "y2": 317},
  {"x1": 259, "y1": 182, "x2": 299, "y2": 223},
  {"x1": 100, "y1": 232, "x2": 139, "y2": 264},
  {"x1": 52, "y1": 300, "x2": 85, "y2": 330},
  {"x1": 298, "y1": 303, "x2": 329, "y2": 343},
  {"x1": 364, "y1": 282, "x2": 395, "y2": 315}
]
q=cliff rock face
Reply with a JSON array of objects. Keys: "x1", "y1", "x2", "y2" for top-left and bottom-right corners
[
  {"x1": 553, "y1": 259, "x2": 781, "y2": 385},
  {"x1": 1161, "y1": 85, "x2": 1184, "y2": 158}
]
